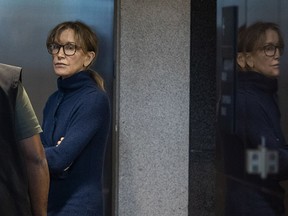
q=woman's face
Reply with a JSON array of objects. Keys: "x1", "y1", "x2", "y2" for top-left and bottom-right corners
[
  {"x1": 51, "y1": 28, "x2": 94, "y2": 79},
  {"x1": 248, "y1": 29, "x2": 281, "y2": 78}
]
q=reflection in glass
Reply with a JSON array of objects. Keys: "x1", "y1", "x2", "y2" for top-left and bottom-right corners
[{"x1": 218, "y1": 21, "x2": 288, "y2": 216}]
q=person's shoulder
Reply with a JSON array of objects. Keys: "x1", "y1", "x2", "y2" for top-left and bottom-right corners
[
  {"x1": 237, "y1": 91, "x2": 263, "y2": 109},
  {"x1": 81, "y1": 87, "x2": 110, "y2": 107},
  {"x1": 0, "y1": 63, "x2": 22, "y2": 91},
  {"x1": 44, "y1": 90, "x2": 61, "y2": 109},
  {"x1": 85, "y1": 85, "x2": 108, "y2": 98},
  {"x1": 237, "y1": 85, "x2": 264, "y2": 101},
  {"x1": 47, "y1": 90, "x2": 60, "y2": 100}
]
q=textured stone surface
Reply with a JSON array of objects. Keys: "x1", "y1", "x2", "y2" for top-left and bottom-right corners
[{"x1": 118, "y1": 0, "x2": 190, "y2": 215}]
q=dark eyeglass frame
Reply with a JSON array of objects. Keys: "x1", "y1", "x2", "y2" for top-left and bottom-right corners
[
  {"x1": 47, "y1": 43, "x2": 80, "y2": 56},
  {"x1": 262, "y1": 44, "x2": 284, "y2": 57}
]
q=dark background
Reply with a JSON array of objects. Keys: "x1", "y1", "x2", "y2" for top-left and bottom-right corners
[{"x1": 189, "y1": 0, "x2": 288, "y2": 215}]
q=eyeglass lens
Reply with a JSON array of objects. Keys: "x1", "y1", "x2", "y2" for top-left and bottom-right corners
[
  {"x1": 47, "y1": 43, "x2": 77, "y2": 56},
  {"x1": 264, "y1": 45, "x2": 283, "y2": 57}
]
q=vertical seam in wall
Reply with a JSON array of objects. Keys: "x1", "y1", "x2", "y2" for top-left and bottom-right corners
[{"x1": 112, "y1": 0, "x2": 121, "y2": 215}]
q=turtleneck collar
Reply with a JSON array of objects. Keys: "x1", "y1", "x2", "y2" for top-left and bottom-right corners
[
  {"x1": 237, "y1": 71, "x2": 278, "y2": 93},
  {"x1": 57, "y1": 70, "x2": 94, "y2": 93}
]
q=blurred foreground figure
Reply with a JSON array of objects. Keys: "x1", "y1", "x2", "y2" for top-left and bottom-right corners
[{"x1": 0, "y1": 63, "x2": 49, "y2": 215}]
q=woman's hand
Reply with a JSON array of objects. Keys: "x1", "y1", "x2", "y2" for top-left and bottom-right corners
[{"x1": 56, "y1": 137, "x2": 64, "y2": 147}]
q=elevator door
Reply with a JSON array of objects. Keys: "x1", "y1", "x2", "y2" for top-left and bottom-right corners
[
  {"x1": 0, "y1": 0, "x2": 115, "y2": 215},
  {"x1": 0, "y1": 0, "x2": 115, "y2": 116}
]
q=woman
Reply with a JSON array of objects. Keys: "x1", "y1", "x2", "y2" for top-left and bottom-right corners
[
  {"x1": 222, "y1": 22, "x2": 288, "y2": 215},
  {"x1": 41, "y1": 21, "x2": 111, "y2": 215}
]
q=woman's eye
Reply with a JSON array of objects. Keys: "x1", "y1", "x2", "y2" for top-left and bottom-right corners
[
  {"x1": 65, "y1": 44, "x2": 75, "y2": 50},
  {"x1": 267, "y1": 46, "x2": 274, "y2": 51}
]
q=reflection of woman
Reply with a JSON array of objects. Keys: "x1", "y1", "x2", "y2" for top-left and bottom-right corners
[
  {"x1": 222, "y1": 22, "x2": 288, "y2": 215},
  {"x1": 40, "y1": 21, "x2": 111, "y2": 215}
]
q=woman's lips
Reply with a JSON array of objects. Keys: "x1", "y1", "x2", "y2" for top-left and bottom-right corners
[{"x1": 54, "y1": 63, "x2": 67, "y2": 67}]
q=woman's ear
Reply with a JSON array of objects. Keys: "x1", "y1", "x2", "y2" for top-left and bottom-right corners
[
  {"x1": 245, "y1": 53, "x2": 254, "y2": 69},
  {"x1": 237, "y1": 52, "x2": 246, "y2": 69},
  {"x1": 84, "y1": 51, "x2": 96, "y2": 67}
]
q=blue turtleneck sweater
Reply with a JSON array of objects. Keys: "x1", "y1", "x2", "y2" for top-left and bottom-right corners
[
  {"x1": 235, "y1": 71, "x2": 288, "y2": 180},
  {"x1": 41, "y1": 71, "x2": 110, "y2": 215},
  {"x1": 221, "y1": 71, "x2": 288, "y2": 215}
]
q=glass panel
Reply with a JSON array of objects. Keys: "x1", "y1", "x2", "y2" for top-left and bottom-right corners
[{"x1": 217, "y1": 0, "x2": 288, "y2": 215}]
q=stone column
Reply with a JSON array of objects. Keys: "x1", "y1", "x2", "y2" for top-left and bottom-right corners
[{"x1": 116, "y1": 0, "x2": 190, "y2": 215}]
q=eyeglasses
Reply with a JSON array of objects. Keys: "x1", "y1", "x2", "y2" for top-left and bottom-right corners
[
  {"x1": 262, "y1": 44, "x2": 284, "y2": 57},
  {"x1": 47, "y1": 43, "x2": 80, "y2": 56}
]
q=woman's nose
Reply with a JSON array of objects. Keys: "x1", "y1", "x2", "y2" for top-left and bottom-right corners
[{"x1": 57, "y1": 46, "x2": 66, "y2": 57}]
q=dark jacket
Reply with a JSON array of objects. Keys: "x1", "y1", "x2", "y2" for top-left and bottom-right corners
[
  {"x1": 221, "y1": 71, "x2": 288, "y2": 216},
  {"x1": 41, "y1": 71, "x2": 111, "y2": 215},
  {"x1": 0, "y1": 63, "x2": 32, "y2": 216}
]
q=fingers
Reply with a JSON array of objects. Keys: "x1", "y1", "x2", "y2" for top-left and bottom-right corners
[{"x1": 56, "y1": 137, "x2": 65, "y2": 147}]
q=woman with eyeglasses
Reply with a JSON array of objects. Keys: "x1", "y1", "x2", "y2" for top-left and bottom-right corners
[
  {"x1": 40, "y1": 21, "x2": 111, "y2": 215},
  {"x1": 220, "y1": 21, "x2": 288, "y2": 216}
]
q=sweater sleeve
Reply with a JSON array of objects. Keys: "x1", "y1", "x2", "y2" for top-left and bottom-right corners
[{"x1": 44, "y1": 91, "x2": 110, "y2": 175}]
